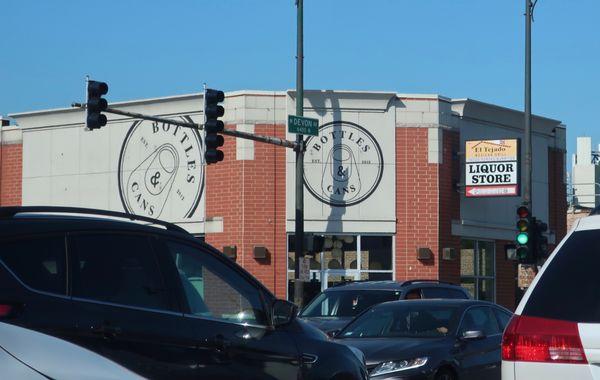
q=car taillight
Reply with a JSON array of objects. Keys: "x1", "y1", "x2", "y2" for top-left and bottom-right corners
[
  {"x1": 0, "y1": 304, "x2": 13, "y2": 318},
  {"x1": 502, "y1": 315, "x2": 587, "y2": 364}
]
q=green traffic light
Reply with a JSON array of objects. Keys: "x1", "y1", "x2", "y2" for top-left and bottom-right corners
[{"x1": 516, "y1": 232, "x2": 529, "y2": 245}]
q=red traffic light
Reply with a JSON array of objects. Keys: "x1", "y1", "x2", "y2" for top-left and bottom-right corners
[{"x1": 517, "y1": 206, "x2": 530, "y2": 218}]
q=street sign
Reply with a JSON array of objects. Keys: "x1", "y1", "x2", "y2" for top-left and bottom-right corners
[
  {"x1": 465, "y1": 139, "x2": 520, "y2": 198},
  {"x1": 288, "y1": 115, "x2": 319, "y2": 136},
  {"x1": 517, "y1": 263, "x2": 538, "y2": 288},
  {"x1": 299, "y1": 256, "x2": 311, "y2": 281},
  {"x1": 466, "y1": 185, "x2": 518, "y2": 197}
]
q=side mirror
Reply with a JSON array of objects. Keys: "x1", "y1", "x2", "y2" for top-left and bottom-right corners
[
  {"x1": 326, "y1": 329, "x2": 341, "y2": 338},
  {"x1": 272, "y1": 299, "x2": 297, "y2": 327},
  {"x1": 461, "y1": 330, "x2": 486, "y2": 341}
]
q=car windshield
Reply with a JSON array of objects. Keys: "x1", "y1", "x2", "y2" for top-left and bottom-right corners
[
  {"x1": 300, "y1": 290, "x2": 401, "y2": 318},
  {"x1": 338, "y1": 303, "x2": 460, "y2": 338}
]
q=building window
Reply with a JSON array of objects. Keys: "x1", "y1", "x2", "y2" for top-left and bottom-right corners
[
  {"x1": 460, "y1": 239, "x2": 495, "y2": 302},
  {"x1": 287, "y1": 235, "x2": 394, "y2": 302}
]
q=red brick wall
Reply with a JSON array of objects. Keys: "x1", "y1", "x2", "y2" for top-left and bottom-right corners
[
  {"x1": 495, "y1": 240, "x2": 517, "y2": 310},
  {"x1": 205, "y1": 124, "x2": 287, "y2": 298},
  {"x1": 0, "y1": 143, "x2": 22, "y2": 206},
  {"x1": 548, "y1": 148, "x2": 567, "y2": 250},
  {"x1": 396, "y1": 128, "x2": 439, "y2": 280},
  {"x1": 438, "y1": 130, "x2": 461, "y2": 285}
]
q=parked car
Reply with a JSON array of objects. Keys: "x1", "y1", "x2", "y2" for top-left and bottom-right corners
[
  {"x1": 0, "y1": 206, "x2": 367, "y2": 380},
  {"x1": 502, "y1": 212, "x2": 600, "y2": 380},
  {"x1": 0, "y1": 321, "x2": 145, "y2": 380},
  {"x1": 334, "y1": 299, "x2": 512, "y2": 379},
  {"x1": 299, "y1": 280, "x2": 471, "y2": 333}
]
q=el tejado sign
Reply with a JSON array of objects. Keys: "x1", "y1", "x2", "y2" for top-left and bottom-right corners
[{"x1": 465, "y1": 139, "x2": 520, "y2": 198}]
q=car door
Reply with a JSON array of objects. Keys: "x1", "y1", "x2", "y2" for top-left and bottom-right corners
[
  {"x1": 158, "y1": 237, "x2": 301, "y2": 380},
  {"x1": 68, "y1": 232, "x2": 199, "y2": 380},
  {"x1": 455, "y1": 306, "x2": 502, "y2": 380},
  {"x1": 0, "y1": 234, "x2": 74, "y2": 341}
]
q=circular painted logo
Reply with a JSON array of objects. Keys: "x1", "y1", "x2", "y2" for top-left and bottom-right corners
[
  {"x1": 118, "y1": 117, "x2": 204, "y2": 219},
  {"x1": 303, "y1": 121, "x2": 384, "y2": 207}
]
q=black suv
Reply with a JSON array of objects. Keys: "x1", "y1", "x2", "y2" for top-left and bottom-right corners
[
  {"x1": 300, "y1": 280, "x2": 471, "y2": 333},
  {"x1": 0, "y1": 207, "x2": 366, "y2": 380}
]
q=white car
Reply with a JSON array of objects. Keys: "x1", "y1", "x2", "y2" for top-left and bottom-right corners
[
  {"x1": 502, "y1": 213, "x2": 600, "y2": 379},
  {"x1": 0, "y1": 321, "x2": 145, "y2": 380}
]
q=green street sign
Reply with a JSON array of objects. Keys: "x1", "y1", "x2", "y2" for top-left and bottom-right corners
[{"x1": 288, "y1": 115, "x2": 319, "y2": 136}]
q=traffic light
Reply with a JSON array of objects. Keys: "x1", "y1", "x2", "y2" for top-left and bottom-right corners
[
  {"x1": 515, "y1": 205, "x2": 533, "y2": 262},
  {"x1": 534, "y1": 219, "x2": 549, "y2": 259},
  {"x1": 204, "y1": 89, "x2": 225, "y2": 164},
  {"x1": 86, "y1": 80, "x2": 109, "y2": 130}
]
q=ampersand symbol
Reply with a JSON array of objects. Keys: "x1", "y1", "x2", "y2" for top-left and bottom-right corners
[
  {"x1": 150, "y1": 172, "x2": 161, "y2": 187},
  {"x1": 337, "y1": 166, "x2": 346, "y2": 178}
]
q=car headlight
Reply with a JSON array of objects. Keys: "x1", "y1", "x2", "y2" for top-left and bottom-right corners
[{"x1": 370, "y1": 357, "x2": 428, "y2": 377}]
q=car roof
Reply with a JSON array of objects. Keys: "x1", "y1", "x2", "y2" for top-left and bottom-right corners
[
  {"x1": 573, "y1": 214, "x2": 600, "y2": 232},
  {"x1": 323, "y1": 280, "x2": 464, "y2": 292},
  {"x1": 374, "y1": 298, "x2": 504, "y2": 310},
  {"x1": 0, "y1": 206, "x2": 190, "y2": 239}
]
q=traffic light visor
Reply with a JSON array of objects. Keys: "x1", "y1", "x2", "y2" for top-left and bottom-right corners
[
  {"x1": 517, "y1": 219, "x2": 529, "y2": 232},
  {"x1": 205, "y1": 89, "x2": 225, "y2": 104},
  {"x1": 517, "y1": 206, "x2": 530, "y2": 218},
  {"x1": 88, "y1": 80, "x2": 108, "y2": 96},
  {"x1": 516, "y1": 246, "x2": 529, "y2": 260}
]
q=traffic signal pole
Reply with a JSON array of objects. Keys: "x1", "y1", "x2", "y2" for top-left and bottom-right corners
[
  {"x1": 523, "y1": 0, "x2": 535, "y2": 209},
  {"x1": 72, "y1": 103, "x2": 299, "y2": 149},
  {"x1": 293, "y1": 0, "x2": 305, "y2": 308}
]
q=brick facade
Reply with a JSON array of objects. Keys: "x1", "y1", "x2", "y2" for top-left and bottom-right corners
[
  {"x1": 548, "y1": 148, "x2": 568, "y2": 248},
  {"x1": 0, "y1": 143, "x2": 22, "y2": 206},
  {"x1": 395, "y1": 127, "x2": 439, "y2": 280},
  {"x1": 438, "y1": 130, "x2": 461, "y2": 285},
  {"x1": 495, "y1": 240, "x2": 517, "y2": 310},
  {"x1": 205, "y1": 124, "x2": 287, "y2": 298}
]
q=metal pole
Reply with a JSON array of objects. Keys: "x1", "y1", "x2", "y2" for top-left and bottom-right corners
[
  {"x1": 71, "y1": 103, "x2": 300, "y2": 150},
  {"x1": 523, "y1": 0, "x2": 533, "y2": 209},
  {"x1": 293, "y1": 0, "x2": 305, "y2": 307}
]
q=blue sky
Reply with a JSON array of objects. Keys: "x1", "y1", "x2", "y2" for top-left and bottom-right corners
[{"x1": 1, "y1": 0, "x2": 598, "y2": 166}]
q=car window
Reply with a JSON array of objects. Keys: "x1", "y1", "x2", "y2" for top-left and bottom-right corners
[
  {"x1": 165, "y1": 240, "x2": 267, "y2": 326},
  {"x1": 340, "y1": 304, "x2": 460, "y2": 338},
  {"x1": 459, "y1": 306, "x2": 500, "y2": 336},
  {"x1": 523, "y1": 230, "x2": 600, "y2": 323},
  {"x1": 493, "y1": 308, "x2": 512, "y2": 331},
  {"x1": 71, "y1": 234, "x2": 174, "y2": 311},
  {"x1": 300, "y1": 290, "x2": 401, "y2": 318},
  {"x1": 0, "y1": 236, "x2": 66, "y2": 295},
  {"x1": 421, "y1": 287, "x2": 469, "y2": 299}
]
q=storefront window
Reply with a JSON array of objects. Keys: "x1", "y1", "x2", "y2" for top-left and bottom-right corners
[
  {"x1": 287, "y1": 234, "x2": 394, "y2": 302},
  {"x1": 460, "y1": 239, "x2": 495, "y2": 302}
]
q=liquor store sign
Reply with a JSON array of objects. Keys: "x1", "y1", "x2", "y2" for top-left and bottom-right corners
[{"x1": 465, "y1": 139, "x2": 519, "y2": 198}]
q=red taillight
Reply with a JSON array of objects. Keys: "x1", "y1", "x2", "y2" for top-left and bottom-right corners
[
  {"x1": 502, "y1": 315, "x2": 587, "y2": 364},
  {"x1": 0, "y1": 304, "x2": 13, "y2": 317}
]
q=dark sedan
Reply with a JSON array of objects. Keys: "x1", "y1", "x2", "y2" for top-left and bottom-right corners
[{"x1": 334, "y1": 299, "x2": 512, "y2": 380}]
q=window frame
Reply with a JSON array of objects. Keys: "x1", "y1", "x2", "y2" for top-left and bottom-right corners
[
  {"x1": 492, "y1": 306, "x2": 513, "y2": 331},
  {"x1": 156, "y1": 236, "x2": 272, "y2": 329},
  {"x1": 67, "y1": 230, "x2": 181, "y2": 315},
  {"x1": 286, "y1": 234, "x2": 395, "y2": 297},
  {"x1": 456, "y1": 305, "x2": 502, "y2": 338},
  {"x1": 0, "y1": 233, "x2": 69, "y2": 298},
  {"x1": 460, "y1": 238, "x2": 496, "y2": 302}
]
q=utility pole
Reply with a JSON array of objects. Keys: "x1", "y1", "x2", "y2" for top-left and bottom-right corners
[
  {"x1": 523, "y1": 0, "x2": 535, "y2": 209},
  {"x1": 293, "y1": 0, "x2": 305, "y2": 307}
]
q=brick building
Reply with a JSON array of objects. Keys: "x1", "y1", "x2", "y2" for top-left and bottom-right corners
[{"x1": 5, "y1": 90, "x2": 567, "y2": 310}]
